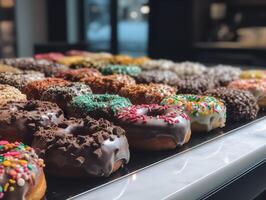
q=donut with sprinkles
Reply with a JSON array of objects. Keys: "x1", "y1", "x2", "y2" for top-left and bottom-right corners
[
  {"x1": 0, "y1": 141, "x2": 46, "y2": 200},
  {"x1": 161, "y1": 94, "x2": 226, "y2": 132},
  {"x1": 228, "y1": 79, "x2": 266, "y2": 109},
  {"x1": 116, "y1": 104, "x2": 191, "y2": 151}
]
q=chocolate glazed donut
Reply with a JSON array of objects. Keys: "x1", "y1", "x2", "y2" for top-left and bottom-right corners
[
  {"x1": 0, "y1": 100, "x2": 64, "y2": 145},
  {"x1": 116, "y1": 104, "x2": 191, "y2": 151},
  {"x1": 32, "y1": 117, "x2": 130, "y2": 178}
]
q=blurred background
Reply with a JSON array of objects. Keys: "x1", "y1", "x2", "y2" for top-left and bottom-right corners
[{"x1": 1, "y1": 0, "x2": 266, "y2": 65}]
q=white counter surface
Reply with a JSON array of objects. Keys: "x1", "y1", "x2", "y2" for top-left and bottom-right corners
[{"x1": 71, "y1": 117, "x2": 266, "y2": 200}]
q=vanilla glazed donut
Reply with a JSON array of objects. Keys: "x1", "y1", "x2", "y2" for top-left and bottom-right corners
[
  {"x1": 116, "y1": 104, "x2": 191, "y2": 151},
  {"x1": 161, "y1": 95, "x2": 226, "y2": 132},
  {"x1": 0, "y1": 140, "x2": 46, "y2": 200},
  {"x1": 32, "y1": 117, "x2": 130, "y2": 178},
  {"x1": 0, "y1": 100, "x2": 64, "y2": 144}
]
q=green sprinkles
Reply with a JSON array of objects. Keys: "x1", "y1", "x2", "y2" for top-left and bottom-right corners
[
  {"x1": 101, "y1": 64, "x2": 142, "y2": 77},
  {"x1": 71, "y1": 94, "x2": 132, "y2": 115}
]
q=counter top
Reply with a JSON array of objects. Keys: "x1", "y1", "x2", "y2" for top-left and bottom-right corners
[{"x1": 72, "y1": 117, "x2": 266, "y2": 200}]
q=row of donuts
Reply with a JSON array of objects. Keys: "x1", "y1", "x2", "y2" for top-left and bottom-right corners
[
  {"x1": 0, "y1": 52, "x2": 264, "y2": 133},
  {"x1": 0, "y1": 51, "x2": 264, "y2": 123},
  {"x1": 33, "y1": 50, "x2": 266, "y2": 110},
  {"x1": 47, "y1": 50, "x2": 266, "y2": 111},
  {"x1": 0, "y1": 72, "x2": 260, "y2": 151},
  {"x1": 0, "y1": 52, "x2": 264, "y2": 199}
]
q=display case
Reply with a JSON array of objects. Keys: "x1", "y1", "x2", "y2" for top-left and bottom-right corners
[{"x1": 45, "y1": 112, "x2": 266, "y2": 200}]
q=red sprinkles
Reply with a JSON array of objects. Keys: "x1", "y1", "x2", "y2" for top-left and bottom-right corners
[{"x1": 117, "y1": 104, "x2": 189, "y2": 125}]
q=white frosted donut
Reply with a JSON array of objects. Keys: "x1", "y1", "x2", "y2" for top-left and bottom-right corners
[{"x1": 161, "y1": 94, "x2": 226, "y2": 132}]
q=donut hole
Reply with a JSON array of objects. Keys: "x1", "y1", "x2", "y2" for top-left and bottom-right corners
[{"x1": 146, "y1": 109, "x2": 164, "y2": 117}]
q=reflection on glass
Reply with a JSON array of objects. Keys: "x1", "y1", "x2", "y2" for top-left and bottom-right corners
[
  {"x1": 118, "y1": 0, "x2": 149, "y2": 56},
  {"x1": 84, "y1": 0, "x2": 111, "y2": 51}
]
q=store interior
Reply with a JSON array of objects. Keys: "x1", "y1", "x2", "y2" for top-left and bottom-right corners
[
  {"x1": 0, "y1": 1, "x2": 266, "y2": 200},
  {"x1": 1, "y1": 0, "x2": 266, "y2": 65}
]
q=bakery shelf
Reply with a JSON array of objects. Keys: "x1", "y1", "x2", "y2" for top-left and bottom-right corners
[{"x1": 45, "y1": 113, "x2": 266, "y2": 200}]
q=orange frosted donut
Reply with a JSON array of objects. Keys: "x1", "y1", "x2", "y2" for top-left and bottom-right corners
[
  {"x1": 82, "y1": 74, "x2": 136, "y2": 94},
  {"x1": 119, "y1": 83, "x2": 177, "y2": 105}
]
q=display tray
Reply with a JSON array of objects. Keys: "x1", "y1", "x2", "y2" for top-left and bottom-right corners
[{"x1": 45, "y1": 111, "x2": 266, "y2": 200}]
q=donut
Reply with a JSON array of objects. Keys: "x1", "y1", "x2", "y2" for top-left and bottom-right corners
[
  {"x1": 69, "y1": 58, "x2": 110, "y2": 70},
  {"x1": 172, "y1": 61, "x2": 207, "y2": 77},
  {"x1": 161, "y1": 95, "x2": 226, "y2": 132},
  {"x1": 0, "y1": 100, "x2": 64, "y2": 144},
  {"x1": 0, "y1": 58, "x2": 68, "y2": 76},
  {"x1": 34, "y1": 52, "x2": 65, "y2": 62},
  {"x1": 82, "y1": 74, "x2": 136, "y2": 94},
  {"x1": 141, "y1": 59, "x2": 176, "y2": 71},
  {"x1": 0, "y1": 71, "x2": 45, "y2": 90},
  {"x1": 0, "y1": 141, "x2": 46, "y2": 199},
  {"x1": 176, "y1": 75, "x2": 213, "y2": 95},
  {"x1": 0, "y1": 64, "x2": 21, "y2": 73},
  {"x1": 129, "y1": 57, "x2": 150, "y2": 66},
  {"x1": 67, "y1": 94, "x2": 132, "y2": 120},
  {"x1": 101, "y1": 65, "x2": 142, "y2": 77},
  {"x1": 116, "y1": 104, "x2": 191, "y2": 151},
  {"x1": 57, "y1": 56, "x2": 87, "y2": 66},
  {"x1": 136, "y1": 70, "x2": 179, "y2": 85},
  {"x1": 108, "y1": 55, "x2": 150, "y2": 66},
  {"x1": 141, "y1": 60, "x2": 206, "y2": 77},
  {"x1": 206, "y1": 65, "x2": 241, "y2": 87},
  {"x1": 66, "y1": 50, "x2": 113, "y2": 60},
  {"x1": 109, "y1": 55, "x2": 133, "y2": 65},
  {"x1": 119, "y1": 83, "x2": 177, "y2": 105},
  {"x1": 55, "y1": 68, "x2": 101, "y2": 81},
  {"x1": 22, "y1": 78, "x2": 69, "y2": 100},
  {"x1": 0, "y1": 84, "x2": 27, "y2": 105},
  {"x1": 41, "y1": 82, "x2": 92, "y2": 114},
  {"x1": 240, "y1": 70, "x2": 266, "y2": 79},
  {"x1": 205, "y1": 87, "x2": 259, "y2": 122},
  {"x1": 32, "y1": 117, "x2": 130, "y2": 178},
  {"x1": 228, "y1": 79, "x2": 266, "y2": 109}
]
